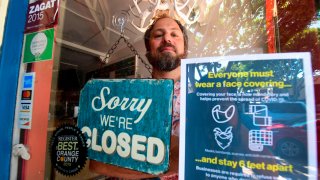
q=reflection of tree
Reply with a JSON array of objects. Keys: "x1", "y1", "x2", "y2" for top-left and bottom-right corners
[
  {"x1": 187, "y1": 0, "x2": 319, "y2": 69},
  {"x1": 189, "y1": 0, "x2": 266, "y2": 57},
  {"x1": 228, "y1": 60, "x2": 304, "y2": 100},
  {"x1": 277, "y1": 0, "x2": 320, "y2": 70}
]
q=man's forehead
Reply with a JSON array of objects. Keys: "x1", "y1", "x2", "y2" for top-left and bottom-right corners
[{"x1": 152, "y1": 18, "x2": 181, "y2": 32}]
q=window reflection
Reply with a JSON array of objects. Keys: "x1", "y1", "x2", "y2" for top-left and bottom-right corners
[{"x1": 44, "y1": 0, "x2": 320, "y2": 178}]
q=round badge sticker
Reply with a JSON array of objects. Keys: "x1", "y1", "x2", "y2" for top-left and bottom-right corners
[
  {"x1": 30, "y1": 32, "x2": 47, "y2": 57},
  {"x1": 50, "y1": 125, "x2": 87, "y2": 176}
]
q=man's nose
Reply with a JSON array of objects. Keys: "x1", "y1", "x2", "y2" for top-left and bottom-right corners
[{"x1": 163, "y1": 34, "x2": 172, "y2": 44}]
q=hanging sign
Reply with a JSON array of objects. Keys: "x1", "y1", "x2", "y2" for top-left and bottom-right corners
[
  {"x1": 180, "y1": 53, "x2": 317, "y2": 179},
  {"x1": 24, "y1": 0, "x2": 59, "y2": 33},
  {"x1": 19, "y1": 72, "x2": 35, "y2": 129},
  {"x1": 23, "y1": 28, "x2": 54, "y2": 63},
  {"x1": 78, "y1": 79, "x2": 173, "y2": 175}
]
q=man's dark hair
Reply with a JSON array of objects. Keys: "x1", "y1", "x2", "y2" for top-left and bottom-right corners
[{"x1": 144, "y1": 15, "x2": 188, "y2": 55}]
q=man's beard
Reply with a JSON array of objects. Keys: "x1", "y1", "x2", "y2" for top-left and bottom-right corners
[{"x1": 147, "y1": 44, "x2": 186, "y2": 72}]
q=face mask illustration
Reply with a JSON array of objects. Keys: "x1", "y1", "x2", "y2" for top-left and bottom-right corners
[
  {"x1": 213, "y1": 127, "x2": 233, "y2": 150},
  {"x1": 212, "y1": 105, "x2": 235, "y2": 123}
]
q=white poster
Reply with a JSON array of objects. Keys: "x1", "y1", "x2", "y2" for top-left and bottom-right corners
[{"x1": 180, "y1": 53, "x2": 317, "y2": 179}]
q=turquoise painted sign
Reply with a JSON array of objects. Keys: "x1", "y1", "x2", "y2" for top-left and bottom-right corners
[{"x1": 78, "y1": 79, "x2": 173, "y2": 175}]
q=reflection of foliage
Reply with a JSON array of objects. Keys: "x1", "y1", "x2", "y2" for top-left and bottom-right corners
[
  {"x1": 283, "y1": 29, "x2": 320, "y2": 65},
  {"x1": 189, "y1": 0, "x2": 266, "y2": 57},
  {"x1": 187, "y1": 0, "x2": 319, "y2": 69},
  {"x1": 277, "y1": 0, "x2": 320, "y2": 70},
  {"x1": 229, "y1": 60, "x2": 303, "y2": 98},
  {"x1": 277, "y1": 0, "x2": 315, "y2": 39}
]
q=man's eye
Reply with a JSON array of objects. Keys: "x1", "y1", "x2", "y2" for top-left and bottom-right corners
[
  {"x1": 172, "y1": 33, "x2": 178, "y2": 37},
  {"x1": 153, "y1": 34, "x2": 163, "y2": 38}
]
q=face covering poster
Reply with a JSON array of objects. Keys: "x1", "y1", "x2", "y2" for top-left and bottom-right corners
[{"x1": 179, "y1": 53, "x2": 317, "y2": 180}]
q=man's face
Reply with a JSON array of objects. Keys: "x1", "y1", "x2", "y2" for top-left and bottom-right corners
[{"x1": 148, "y1": 18, "x2": 186, "y2": 71}]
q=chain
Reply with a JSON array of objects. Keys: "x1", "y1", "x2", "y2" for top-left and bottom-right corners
[
  {"x1": 122, "y1": 36, "x2": 153, "y2": 76},
  {"x1": 100, "y1": 33, "x2": 152, "y2": 77}
]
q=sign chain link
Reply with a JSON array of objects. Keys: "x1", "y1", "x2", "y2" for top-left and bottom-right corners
[{"x1": 100, "y1": 33, "x2": 152, "y2": 77}]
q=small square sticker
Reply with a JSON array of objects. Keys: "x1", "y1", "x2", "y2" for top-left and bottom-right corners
[{"x1": 23, "y1": 75, "x2": 33, "y2": 88}]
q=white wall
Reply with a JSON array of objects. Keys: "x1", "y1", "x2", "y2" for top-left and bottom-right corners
[{"x1": 0, "y1": 0, "x2": 9, "y2": 48}]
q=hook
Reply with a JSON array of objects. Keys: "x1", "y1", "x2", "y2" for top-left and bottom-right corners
[{"x1": 112, "y1": 11, "x2": 129, "y2": 34}]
